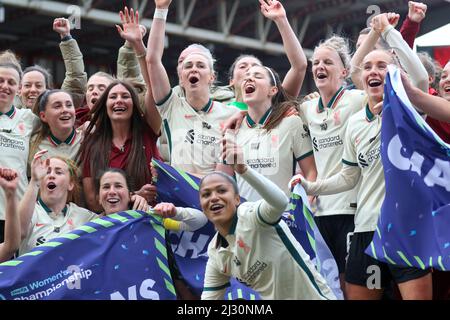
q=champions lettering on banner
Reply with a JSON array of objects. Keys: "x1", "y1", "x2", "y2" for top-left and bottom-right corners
[
  {"x1": 366, "y1": 66, "x2": 450, "y2": 270},
  {"x1": 0, "y1": 160, "x2": 344, "y2": 300},
  {"x1": 286, "y1": 185, "x2": 343, "y2": 300},
  {"x1": 0, "y1": 211, "x2": 176, "y2": 300}
]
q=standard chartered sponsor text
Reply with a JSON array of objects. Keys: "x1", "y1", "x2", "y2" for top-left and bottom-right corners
[
  {"x1": 0, "y1": 137, "x2": 25, "y2": 151},
  {"x1": 316, "y1": 135, "x2": 343, "y2": 150},
  {"x1": 366, "y1": 147, "x2": 381, "y2": 162},
  {"x1": 247, "y1": 157, "x2": 277, "y2": 169}
]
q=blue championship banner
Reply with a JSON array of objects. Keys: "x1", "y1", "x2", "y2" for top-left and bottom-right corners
[
  {"x1": 288, "y1": 185, "x2": 343, "y2": 300},
  {"x1": 0, "y1": 211, "x2": 176, "y2": 300},
  {"x1": 366, "y1": 66, "x2": 450, "y2": 270}
]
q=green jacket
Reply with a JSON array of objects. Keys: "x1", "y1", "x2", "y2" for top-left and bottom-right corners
[
  {"x1": 117, "y1": 44, "x2": 147, "y2": 115},
  {"x1": 59, "y1": 38, "x2": 87, "y2": 108}
]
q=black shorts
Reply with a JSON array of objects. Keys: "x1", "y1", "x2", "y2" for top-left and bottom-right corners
[
  {"x1": 345, "y1": 231, "x2": 430, "y2": 288},
  {"x1": 314, "y1": 214, "x2": 354, "y2": 274}
]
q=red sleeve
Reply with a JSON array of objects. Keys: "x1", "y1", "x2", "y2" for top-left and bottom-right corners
[
  {"x1": 143, "y1": 125, "x2": 162, "y2": 162},
  {"x1": 426, "y1": 117, "x2": 450, "y2": 144},
  {"x1": 82, "y1": 154, "x2": 91, "y2": 178},
  {"x1": 75, "y1": 106, "x2": 90, "y2": 128},
  {"x1": 400, "y1": 16, "x2": 420, "y2": 49}
]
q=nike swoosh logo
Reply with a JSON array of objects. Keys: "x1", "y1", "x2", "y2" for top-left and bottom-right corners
[{"x1": 35, "y1": 223, "x2": 45, "y2": 227}]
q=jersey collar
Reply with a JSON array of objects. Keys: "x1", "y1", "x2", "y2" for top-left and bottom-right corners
[
  {"x1": 0, "y1": 106, "x2": 16, "y2": 119},
  {"x1": 317, "y1": 87, "x2": 345, "y2": 113},
  {"x1": 245, "y1": 107, "x2": 272, "y2": 128},
  {"x1": 38, "y1": 197, "x2": 68, "y2": 216},
  {"x1": 199, "y1": 98, "x2": 214, "y2": 113},
  {"x1": 228, "y1": 212, "x2": 239, "y2": 235},
  {"x1": 365, "y1": 104, "x2": 381, "y2": 122},
  {"x1": 216, "y1": 233, "x2": 229, "y2": 249},
  {"x1": 216, "y1": 210, "x2": 238, "y2": 248},
  {"x1": 48, "y1": 128, "x2": 77, "y2": 146}
]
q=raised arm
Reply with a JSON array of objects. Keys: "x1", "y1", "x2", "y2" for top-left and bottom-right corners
[
  {"x1": 373, "y1": 13, "x2": 428, "y2": 93},
  {"x1": 401, "y1": 72, "x2": 450, "y2": 122},
  {"x1": 145, "y1": 0, "x2": 173, "y2": 103},
  {"x1": 399, "y1": 1, "x2": 427, "y2": 49},
  {"x1": 350, "y1": 28, "x2": 381, "y2": 90},
  {"x1": 0, "y1": 169, "x2": 20, "y2": 262},
  {"x1": 53, "y1": 18, "x2": 88, "y2": 108},
  {"x1": 153, "y1": 202, "x2": 208, "y2": 232},
  {"x1": 18, "y1": 150, "x2": 48, "y2": 240},
  {"x1": 116, "y1": 7, "x2": 162, "y2": 133},
  {"x1": 238, "y1": 167, "x2": 288, "y2": 213},
  {"x1": 350, "y1": 13, "x2": 400, "y2": 90},
  {"x1": 259, "y1": 0, "x2": 307, "y2": 97},
  {"x1": 291, "y1": 165, "x2": 361, "y2": 196},
  {"x1": 116, "y1": 8, "x2": 147, "y2": 85}
]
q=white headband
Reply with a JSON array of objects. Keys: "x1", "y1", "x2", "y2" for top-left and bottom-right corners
[{"x1": 264, "y1": 66, "x2": 277, "y2": 86}]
